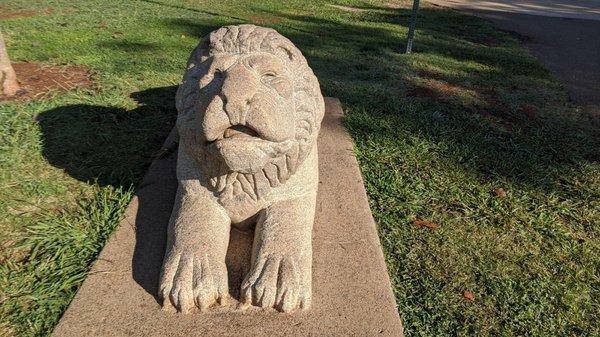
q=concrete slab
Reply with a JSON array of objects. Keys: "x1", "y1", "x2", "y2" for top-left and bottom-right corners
[{"x1": 52, "y1": 98, "x2": 404, "y2": 337}]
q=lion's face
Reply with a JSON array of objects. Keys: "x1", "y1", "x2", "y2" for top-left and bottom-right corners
[
  {"x1": 198, "y1": 52, "x2": 297, "y2": 174},
  {"x1": 176, "y1": 25, "x2": 324, "y2": 204}
]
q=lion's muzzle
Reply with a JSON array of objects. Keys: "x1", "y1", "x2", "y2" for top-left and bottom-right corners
[{"x1": 207, "y1": 127, "x2": 294, "y2": 173}]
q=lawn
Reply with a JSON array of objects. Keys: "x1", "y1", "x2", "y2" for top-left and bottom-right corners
[{"x1": 0, "y1": 0, "x2": 598, "y2": 336}]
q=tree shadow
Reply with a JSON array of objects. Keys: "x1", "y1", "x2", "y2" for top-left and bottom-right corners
[
  {"x1": 166, "y1": 6, "x2": 600, "y2": 190},
  {"x1": 163, "y1": 8, "x2": 599, "y2": 195},
  {"x1": 65, "y1": 0, "x2": 597, "y2": 198}
]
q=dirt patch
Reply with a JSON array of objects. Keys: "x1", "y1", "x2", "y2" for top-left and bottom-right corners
[
  {"x1": 0, "y1": 5, "x2": 54, "y2": 20},
  {"x1": 408, "y1": 69, "x2": 481, "y2": 106},
  {"x1": 416, "y1": 69, "x2": 452, "y2": 83},
  {"x1": 407, "y1": 78, "x2": 473, "y2": 100},
  {"x1": 406, "y1": 72, "x2": 532, "y2": 132},
  {"x1": 0, "y1": 62, "x2": 93, "y2": 102}
]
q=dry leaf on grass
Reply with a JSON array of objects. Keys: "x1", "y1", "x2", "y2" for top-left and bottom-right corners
[
  {"x1": 463, "y1": 290, "x2": 475, "y2": 301},
  {"x1": 413, "y1": 219, "x2": 439, "y2": 229},
  {"x1": 493, "y1": 188, "x2": 507, "y2": 198}
]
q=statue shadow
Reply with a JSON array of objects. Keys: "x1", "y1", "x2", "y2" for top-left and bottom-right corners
[
  {"x1": 38, "y1": 86, "x2": 178, "y2": 188},
  {"x1": 38, "y1": 84, "x2": 255, "y2": 304},
  {"x1": 37, "y1": 86, "x2": 176, "y2": 301}
]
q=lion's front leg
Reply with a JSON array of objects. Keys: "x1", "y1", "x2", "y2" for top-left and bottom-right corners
[
  {"x1": 159, "y1": 182, "x2": 231, "y2": 313},
  {"x1": 241, "y1": 194, "x2": 315, "y2": 312}
]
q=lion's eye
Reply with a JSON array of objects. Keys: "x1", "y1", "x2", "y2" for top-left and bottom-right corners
[
  {"x1": 261, "y1": 72, "x2": 278, "y2": 85},
  {"x1": 262, "y1": 72, "x2": 277, "y2": 80}
]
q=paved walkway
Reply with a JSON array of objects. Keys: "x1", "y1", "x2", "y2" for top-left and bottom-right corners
[
  {"x1": 427, "y1": 0, "x2": 600, "y2": 107},
  {"x1": 428, "y1": 0, "x2": 600, "y2": 20}
]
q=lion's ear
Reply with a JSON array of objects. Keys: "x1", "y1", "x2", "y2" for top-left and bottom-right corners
[{"x1": 176, "y1": 63, "x2": 202, "y2": 115}]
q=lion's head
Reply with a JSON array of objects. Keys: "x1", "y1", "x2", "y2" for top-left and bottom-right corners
[{"x1": 175, "y1": 25, "x2": 324, "y2": 204}]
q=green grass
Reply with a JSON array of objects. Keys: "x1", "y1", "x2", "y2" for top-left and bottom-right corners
[{"x1": 0, "y1": 0, "x2": 598, "y2": 336}]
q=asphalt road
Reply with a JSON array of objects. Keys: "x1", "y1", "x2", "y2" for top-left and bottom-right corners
[{"x1": 426, "y1": 0, "x2": 600, "y2": 107}]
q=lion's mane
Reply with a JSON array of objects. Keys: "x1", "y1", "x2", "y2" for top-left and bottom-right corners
[{"x1": 175, "y1": 25, "x2": 324, "y2": 203}]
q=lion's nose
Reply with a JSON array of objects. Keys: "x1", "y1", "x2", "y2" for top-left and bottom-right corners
[
  {"x1": 223, "y1": 96, "x2": 251, "y2": 116},
  {"x1": 221, "y1": 70, "x2": 257, "y2": 124}
]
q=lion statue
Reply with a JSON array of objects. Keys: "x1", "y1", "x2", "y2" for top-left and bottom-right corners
[{"x1": 159, "y1": 24, "x2": 324, "y2": 313}]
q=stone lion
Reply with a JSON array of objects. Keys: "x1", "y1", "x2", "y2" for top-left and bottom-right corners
[{"x1": 159, "y1": 24, "x2": 324, "y2": 313}]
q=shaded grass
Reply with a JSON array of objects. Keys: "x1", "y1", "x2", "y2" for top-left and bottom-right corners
[{"x1": 0, "y1": 0, "x2": 598, "y2": 336}]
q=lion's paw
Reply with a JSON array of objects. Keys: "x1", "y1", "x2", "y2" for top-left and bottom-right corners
[
  {"x1": 159, "y1": 248, "x2": 229, "y2": 313},
  {"x1": 241, "y1": 254, "x2": 310, "y2": 312}
]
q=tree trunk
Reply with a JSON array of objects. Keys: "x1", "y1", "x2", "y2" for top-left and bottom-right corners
[{"x1": 0, "y1": 28, "x2": 20, "y2": 96}]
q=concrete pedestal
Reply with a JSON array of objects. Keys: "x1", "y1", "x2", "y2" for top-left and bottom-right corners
[{"x1": 52, "y1": 98, "x2": 403, "y2": 337}]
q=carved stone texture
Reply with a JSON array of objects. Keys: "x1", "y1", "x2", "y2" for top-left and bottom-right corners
[{"x1": 160, "y1": 24, "x2": 325, "y2": 314}]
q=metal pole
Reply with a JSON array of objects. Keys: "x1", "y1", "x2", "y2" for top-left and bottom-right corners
[{"x1": 406, "y1": 0, "x2": 420, "y2": 54}]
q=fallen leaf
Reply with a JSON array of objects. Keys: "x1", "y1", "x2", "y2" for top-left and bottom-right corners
[
  {"x1": 493, "y1": 188, "x2": 507, "y2": 198},
  {"x1": 413, "y1": 219, "x2": 439, "y2": 229},
  {"x1": 463, "y1": 290, "x2": 474, "y2": 301}
]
